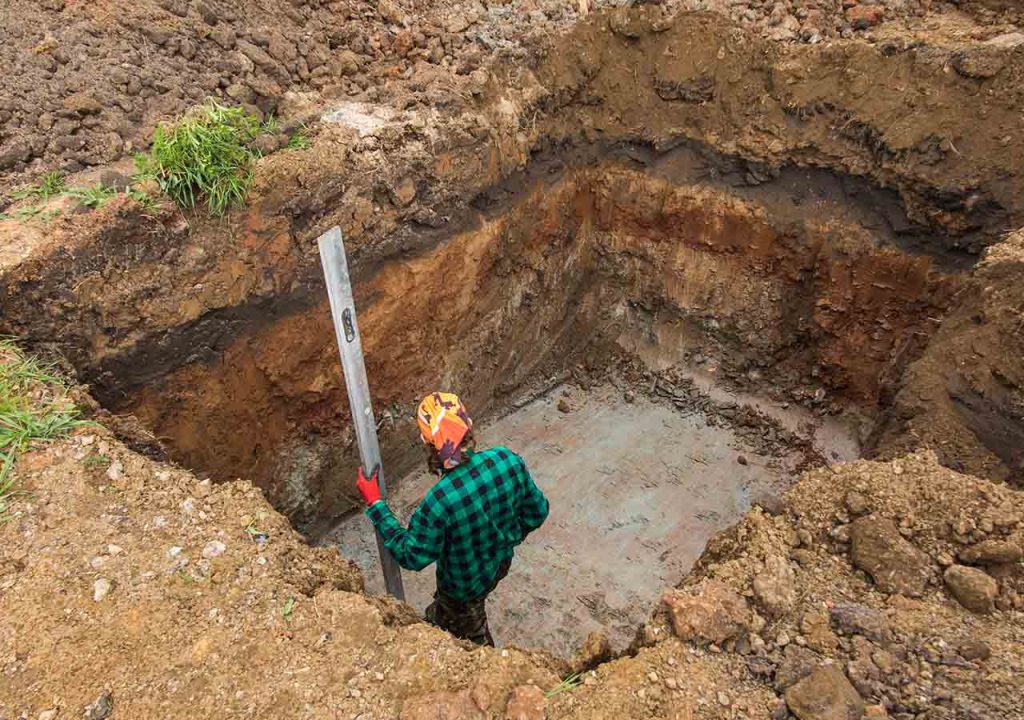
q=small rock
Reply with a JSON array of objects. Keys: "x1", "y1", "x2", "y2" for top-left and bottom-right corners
[
  {"x1": 93, "y1": 578, "x2": 112, "y2": 602},
  {"x1": 943, "y1": 565, "x2": 998, "y2": 614},
  {"x1": 737, "y1": 455, "x2": 748, "y2": 466},
  {"x1": 202, "y1": 540, "x2": 226, "y2": 559},
  {"x1": 557, "y1": 397, "x2": 572, "y2": 414},
  {"x1": 391, "y1": 177, "x2": 417, "y2": 207},
  {"x1": 801, "y1": 611, "x2": 839, "y2": 653},
  {"x1": 956, "y1": 638, "x2": 991, "y2": 661},
  {"x1": 505, "y1": 685, "x2": 545, "y2": 720},
  {"x1": 608, "y1": 8, "x2": 644, "y2": 38},
  {"x1": 38, "y1": 710, "x2": 58, "y2": 720},
  {"x1": 863, "y1": 705, "x2": 889, "y2": 720},
  {"x1": 829, "y1": 603, "x2": 891, "y2": 643},
  {"x1": 717, "y1": 691, "x2": 730, "y2": 707},
  {"x1": 252, "y1": 133, "x2": 280, "y2": 156},
  {"x1": 752, "y1": 555, "x2": 797, "y2": 618},
  {"x1": 846, "y1": 4, "x2": 883, "y2": 29},
  {"x1": 662, "y1": 580, "x2": 751, "y2": 645},
  {"x1": 849, "y1": 516, "x2": 932, "y2": 596},
  {"x1": 569, "y1": 631, "x2": 611, "y2": 674},
  {"x1": 844, "y1": 491, "x2": 871, "y2": 516},
  {"x1": 784, "y1": 665, "x2": 864, "y2": 720},
  {"x1": 63, "y1": 92, "x2": 103, "y2": 115},
  {"x1": 959, "y1": 539, "x2": 1023, "y2": 565},
  {"x1": 377, "y1": 0, "x2": 406, "y2": 24},
  {"x1": 953, "y1": 46, "x2": 1008, "y2": 79},
  {"x1": 791, "y1": 548, "x2": 816, "y2": 567},
  {"x1": 84, "y1": 691, "x2": 113, "y2": 720},
  {"x1": 105, "y1": 460, "x2": 123, "y2": 482},
  {"x1": 774, "y1": 645, "x2": 820, "y2": 691}
]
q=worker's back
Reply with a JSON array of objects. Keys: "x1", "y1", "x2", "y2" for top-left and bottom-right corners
[{"x1": 429, "y1": 446, "x2": 548, "y2": 600}]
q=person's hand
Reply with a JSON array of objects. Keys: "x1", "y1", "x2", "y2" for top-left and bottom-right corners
[{"x1": 356, "y1": 464, "x2": 382, "y2": 505}]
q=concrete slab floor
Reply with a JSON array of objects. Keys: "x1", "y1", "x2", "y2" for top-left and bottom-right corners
[{"x1": 323, "y1": 383, "x2": 858, "y2": 657}]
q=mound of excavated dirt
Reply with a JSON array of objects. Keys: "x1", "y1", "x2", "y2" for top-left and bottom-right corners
[
  {"x1": 2, "y1": 0, "x2": 1021, "y2": 193},
  {"x1": 3, "y1": 397, "x2": 1021, "y2": 719},
  {"x1": 0, "y1": 0, "x2": 589, "y2": 191},
  {"x1": 0, "y1": 423, "x2": 562, "y2": 719},
  {"x1": 635, "y1": 449, "x2": 1024, "y2": 720}
]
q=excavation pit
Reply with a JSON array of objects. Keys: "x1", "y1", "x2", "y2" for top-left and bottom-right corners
[
  {"x1": 30, "y1": 151, "x2": 973, "y2": 659},
  {"x1": 7, "y1": 99, "x2": 1014, "y2": 661}
]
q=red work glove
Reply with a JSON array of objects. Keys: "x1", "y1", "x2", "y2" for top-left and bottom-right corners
[{"x1": 356, "y1": 464, "x2": 382, "y2": 506}]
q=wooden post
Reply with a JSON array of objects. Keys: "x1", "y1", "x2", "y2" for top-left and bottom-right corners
[{"x1": 318, "y1": 226, "x2": 406, "y2": 601}]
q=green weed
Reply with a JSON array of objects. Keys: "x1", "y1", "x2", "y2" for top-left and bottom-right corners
[
  {"x1": 125, "y1": 187, "x2": 158, "y2": 211},
  {"x1": 135, "y1": 100, "x2": 262, "y2": 216},
  {"x1": 283, "y1": 596, "x2": 296, "y2": 621},
  {"x1": 286, "y1": 130, "x2": 311, "y2": 151},
  {"x1": 11, "y1": 171, "x2": 66, "y2": 202},
  {"x1": 0, "y1": 340, "x2": 86, "y2": 518},
  {"x1": 545, "y1": 672, "x2": 583, "y2": 699},
  {"x1": 82, "y1": 452, "x2": 110, "y2": 469},
  {"x1": 260, "y1": 114, "x2": 282, "y2": 135},
  {"x1": 64, "y1": 184, "x2": 118, "y2": 209}
]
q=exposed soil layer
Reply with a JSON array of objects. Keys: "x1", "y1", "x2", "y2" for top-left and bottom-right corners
[
  {"x1": 70, "y1": 163, "x2": 962, "y2": 530},
  {"x1": 4, "y1": 9, "x2": 1024, "y2": 529}
]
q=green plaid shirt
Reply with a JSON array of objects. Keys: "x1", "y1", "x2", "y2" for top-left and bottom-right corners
[{"x1": 366, "y1": 447, "x2": 549, "y2": 601}]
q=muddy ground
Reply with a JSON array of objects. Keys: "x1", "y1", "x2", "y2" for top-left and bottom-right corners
[{"x1": 0, "y1": 0, "x2": 1023, "y2": 718}]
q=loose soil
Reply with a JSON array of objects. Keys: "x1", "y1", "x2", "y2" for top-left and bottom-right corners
[{"x1": 0, "y1": 1, "x2": 1023, "y2": 719}]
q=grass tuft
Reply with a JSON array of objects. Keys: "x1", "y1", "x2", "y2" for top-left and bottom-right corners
[
  {"x1": 545, "y1": 672, "x2": 583, "y2": 698},
  {"x1": 0, "y1": 340, "x2": 87, "y2": 518},
  {"x1": 135, "y1": 100, "x2": 263, "y2": 216},
  {"x1": 286, "y1": 129, "x2": 312, "y2": 151},
  {"x1": 64, "y1": 183, "x2": 118, "y2": 209},
  {"x1": 11, "y1": 171, "x2": 67, "y2": 202}
]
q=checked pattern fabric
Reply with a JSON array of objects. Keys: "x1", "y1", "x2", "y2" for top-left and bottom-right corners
[{"x1": 366, "y1": 447, "x2": 549, "y2": 602}]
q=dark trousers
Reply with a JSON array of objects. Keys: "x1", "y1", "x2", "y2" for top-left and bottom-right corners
[{"x1": 425, "y1": 559, "x2": 511, "y2": 646}]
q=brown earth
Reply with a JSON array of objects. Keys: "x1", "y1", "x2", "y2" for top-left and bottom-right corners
[
  {"x1": 873, "y1": 229, "x2": 1024, "y2": 485},
  {"x1": 4, "y1": 9, "x2": 1024, "y2": 528},
  {"x1": 2, "y1": 398, "x2": 1022, "y2": 719},
  {"x1": 1, "y1": 3, "x2": 1024, "y2": 719},
  {"x1": 2, "y1": 0, "x2": 1023, "y2": 192}
]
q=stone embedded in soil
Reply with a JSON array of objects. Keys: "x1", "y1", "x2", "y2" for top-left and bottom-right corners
[
  {"x1": 202, "y1": 540, "x2": 226, "y2": 558},
  {"x1": 84, "y1": 691, "x2": 113, "y2": 720},
  {"x1": 800, "y1": 611, "x2": 839, "y2": 653},
  {"x1": 774, "y1": 645, "x2": 821, "y2": 692},
  {"x1": 959, "y1": 539, "x2": 1023, "y2": 565},
  {"x1": 784, "y1": 665, "x2": 864, "y2": 720},
  {"x1": 93, "y1": 577, "x2": 112, "y2": 602},
  {"x1": 828, "y1": 603, "x2": 891, "y2": 643},
  {"x1": 957, "y1": 638, "x2": 992, "y2": 661},
  {"x1": 845, "y1": 4, "x2": 884, "y2": 29},
  {"x1": 849, "y1": 516, "x2": 932, "y2": 596},
  {"x1": 663, "y1": 580, "x2": 751, "y2": 645},
  {"x1": 753, "y1": 554, "x2": 797, "y2": 618},
  {"x1": 943, "y1": 564, "x2": 998, "y2": 614},
  {"x1": 505, "y1": 685, "x2": 546, "y2": 720}
]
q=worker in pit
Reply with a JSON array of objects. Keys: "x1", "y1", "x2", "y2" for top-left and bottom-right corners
[{"x1": 354, "y1": 392, "x2": 549, "y2": 646}]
